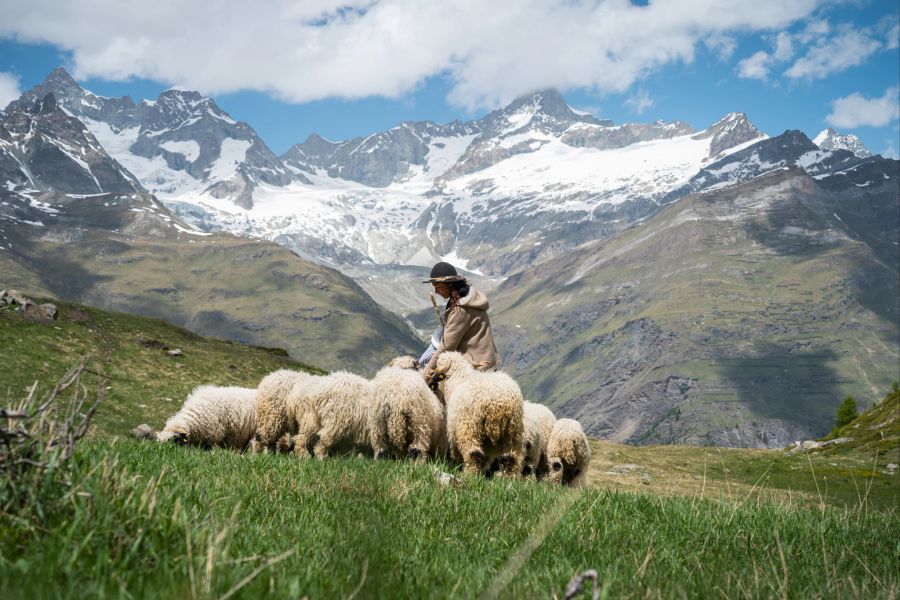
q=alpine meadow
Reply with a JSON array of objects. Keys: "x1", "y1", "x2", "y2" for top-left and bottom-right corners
[{"x1": 1, "y1": 1, "x2": 899, "y2": 598}]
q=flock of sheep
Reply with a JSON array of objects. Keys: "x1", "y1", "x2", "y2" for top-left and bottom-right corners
[{"x1": 142, "y1": 351, "x2": 591, "y2": 486}]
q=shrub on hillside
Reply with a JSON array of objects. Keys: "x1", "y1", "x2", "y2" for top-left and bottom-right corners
[{"x1": 834, "y1": 395, "x2": 858, "y2": 429}]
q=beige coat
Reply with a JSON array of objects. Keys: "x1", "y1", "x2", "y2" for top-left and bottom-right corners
[{"x1": 427, "y1": 288, "x2": 501, "y2": 372}]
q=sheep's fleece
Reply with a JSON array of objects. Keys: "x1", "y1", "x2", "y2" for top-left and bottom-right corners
[
  {"x1": 436, "y1": 351, "x2": 524, "y2": 476},
  {"x1": 546, "y1": 418, "x2": 590, "y2": 487},
  {"x1": 522, "y1": 401, "x2": 556, "y2": 478},
  {"x1": 252, "y1": 369, "x2": 313, "y2": 452},
  {"x1": 157, "y1": 385, "x2": 257, "y2": 450},
  {"x1": 292, "y1": 371, "x2": 372, "y2": 459},
  {"x1": 369, "y1": 359, "x2": 445, "y2": 460}
]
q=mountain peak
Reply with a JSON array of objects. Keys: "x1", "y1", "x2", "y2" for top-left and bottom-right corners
[
  {"x1": 813, "y1": 128, "x2": 871, "y2": 158},
  {"x1": 697, "y1": 111, "x2": 764, "y2": 158}
]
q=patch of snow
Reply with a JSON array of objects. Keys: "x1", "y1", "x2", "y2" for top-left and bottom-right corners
[
  {"x1": 160, "y1": 140, "x2": 201, "y2": 163},
  {"x1": 207, "y1": 138, "x2": 252, "y2": 182}
]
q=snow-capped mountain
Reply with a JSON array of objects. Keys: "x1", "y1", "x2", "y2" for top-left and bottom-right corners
[
  {"x1": 5, "y1": 69, "x2": 896, "y2": 317},
  {"x1": 8, "y1": 68, "x2": 297, "y2": 210},
  {"x1": 665, "y1": 129, "x2": 880, "y2": 201},
  {"x1": 0, "y1": 92, "x2": 143, "y2": 196},
  {"x1": 170, "y1": 91, "x2": 768, "y2": 286},
  {"x1": 814, "y1": 128, "x2": 872, "y2": 158}
]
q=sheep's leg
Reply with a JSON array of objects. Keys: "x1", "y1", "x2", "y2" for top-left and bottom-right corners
[
  {"x1": 254, "y1": 405, "x2": 288, "y2": 452},
  {"x1": 313, "y1": 422, "x2": 342, "y2": 460},
  {"x1": 293, "y1": 409, "x2": 318, "y2": 458}
]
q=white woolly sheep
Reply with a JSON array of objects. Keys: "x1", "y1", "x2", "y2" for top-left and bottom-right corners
[
  {"x1": 251, "y1": 369, "x2": 314, "y2": 453},
  {"x1": 369, "y1": 357, "x2": 446, "y2": 461},
  {"x1": 156, "y1": 385, "x2": 257, "y2": 450},
  {"x1": 522, "y1": 401, "x2": 556, "y2": 479},
  {"x1": 546, "y1": 418, "x2": 591, "y2": 487},
  {"x1": 434, "y1": 351, "x2": 524, "y2": 476},
  {"x1": 291, "y1": 371, "x2": 373, "y2": 459}
]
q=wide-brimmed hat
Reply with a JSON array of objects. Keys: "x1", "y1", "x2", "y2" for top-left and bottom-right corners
[{"x1": 422, "y1": 261, "x2": 467, "y2": 284}]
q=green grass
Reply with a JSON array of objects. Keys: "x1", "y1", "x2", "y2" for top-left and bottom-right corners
[
  {"x1": 0, "y1": 298, "x2": 323, "y2": 436},
  {"x1": 2, "y1": 439, "x2": 898, "y2": 599},
  {"x1": 2, "y1": 295, "x2": 899, "y2": 598}
]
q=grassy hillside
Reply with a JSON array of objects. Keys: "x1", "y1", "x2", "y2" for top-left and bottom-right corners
[
  {"x1": 821, "y1": 384, "x2": 900, "y2": 455},
  {"x1": 492, "y1": 170, "x2": 899, "y2": 447},
  {"x1": 3, "y1": 440, "x2": 897, "y2": 599},
  {"x1": 0, "y1": 192, "x2": 421, "y2": 375},
  {"x1": 0, "y1": 296, "x2": 323, "y2": 436},
  {"x1": 1, "y1": 298, "x2": 897, "y2": 598}
]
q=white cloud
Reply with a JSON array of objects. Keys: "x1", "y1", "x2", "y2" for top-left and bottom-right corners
[
  {"x1": 826, "y1": 86, "x2": 900, "y2": 129},
  {"x1": 737, "y1": 51, "x2": 773, "y2": 79},
  {"x1": 736, "y1": 30, "x2": 794, "y2": 80},
  {"x1": 886, "y1": 23, "x2": 899, "y2": 50},
  {"x1": 883, "y1": 140, "x2": 898, "y2": 159},
  {"x1": 785, "y1": 24, "x2": 881, "y2": 80},
  {"x1": 0, "y1": 0, "x2": 821, "y2": 110},
  {"x1": 704, "y1": 34, "x2": 737, "y2": 60},
  {"x1": 0, "y1": 71, "x2": 21, "y2": 108},
  {"x1": 773, "y1": 31, "x2": 794, "y2": 61},
  {"x1": 625, "y1": 90, "x2": 654, "y2": 114}
]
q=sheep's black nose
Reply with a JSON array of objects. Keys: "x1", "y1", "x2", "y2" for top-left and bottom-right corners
[{"x1": 552, "y1": 462, "x2": 562, "y2": 471}]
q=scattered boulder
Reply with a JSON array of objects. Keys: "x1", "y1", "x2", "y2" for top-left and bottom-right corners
[
  {"x1": 39, "y1": 303, "x2": 57, "y2": 319},
  {"x1": 605, "y1": 463, "x2": 642, "y2": 475},
  {"x1": 19, "y1": 302, "x2": 55, "y2": 321},
  {"x1": 131, "y1": 424, "x2": 156, "y2": 440},
  {"x1": 785, "y1": 437, "x2": 853, "y2": 454},
  {"x1": 167, "y1": 348, "x2": 184, "y2": 357},
  {"x1": 886, "y1": 463, "x2": 898, "y2": 475},
  {"x1": 435, "y1": 470, "x2": 459, "y2": 487},
  {"x1": 3, "y1": 289, "x2": 29, "y2": 306}
]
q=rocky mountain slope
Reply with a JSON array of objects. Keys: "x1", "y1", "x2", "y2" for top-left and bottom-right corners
[
  {"x1": 814, "y1": 128, "x2": 872, "y2": 158},
  {"x1": 490, "y1": 166, "x2": 899, "y2": 447},
  {"x1": 0, "y1": 90, "x2": 420, "y2": 374}
]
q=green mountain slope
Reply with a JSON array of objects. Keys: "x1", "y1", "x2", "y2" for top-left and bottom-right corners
[
  {"x1": 0, "y1": 192, "x2": 421, "y2": 375},
  {"x1": 0, "y1": 295, "x2": 324, "y2": 436},
  {"x1": 492, "y1": 168, "x2": 899, "y2": 447}
]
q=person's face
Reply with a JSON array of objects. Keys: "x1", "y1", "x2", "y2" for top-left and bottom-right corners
[{"x1": 433, "y1": 282, "x2": 451, "y2": 299}]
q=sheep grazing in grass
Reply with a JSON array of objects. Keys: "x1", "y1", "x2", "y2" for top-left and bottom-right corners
[
  {"x1": 522, "y1": 401, "x2": 556, "y2": 479},
  {"x1": 546, "y1": 418, "x2": 590, "y2": 487},
  {"x1": 369, "y1": 357, "x2": 445, "y2": 461},
  {"x1": 155, "y1": 385, "x2": 257, "y2": 450},
  {"x1": 434, "y1": 351, "x2": 524, "y2": 476},
  {"x1": 291, "y1": 371, "x2": 373, "y2": 459},
  {"x1": 251, "y1": 369, "x2": 314, "y2": 453}
]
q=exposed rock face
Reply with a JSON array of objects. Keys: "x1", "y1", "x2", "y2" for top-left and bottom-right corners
[
  {"x1": 490, "y1": 168, "x2": 899, "y2": 448},
  {"x1": 691, "y1": 112, "x2": 763, "y2": 159},
  {"x1": 282, "y1": 120, "x2": 481, "y2": 187},
  {"x1": 814, "y1": 128, "x2": 872, "y2": 158},
  {"x1": 9, "y1": 68, "x2": 299, "y2": 209},
  {"x1": 0, "y1": 92, "x2": 144, "y2": 195}
]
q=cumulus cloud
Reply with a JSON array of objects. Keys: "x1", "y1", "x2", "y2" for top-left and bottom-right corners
[
  {"x1": 736, "y1": 30, "x2": 794, "y2": 80},
  {"x1": 785, "y1": 24, "x2": 881, "y2": 80},
  {"x1": 826, "y1": 86, "x2": 900, "y2": 129},
  {"x1": 0, "y1": 71, "x2": 21, "y2": 108},
  {"x1": 886, "y1": 22, "x2": 899, "y2": 50},
  {"x1": 625, "y1": 90, "x2": 654, "y2": 114},
  {"x1": 737, "y1": 51, "x2": 774, "y2": 79},
  {"x1": 0, "y1": 0, "x2": 821, "y2": 110}
]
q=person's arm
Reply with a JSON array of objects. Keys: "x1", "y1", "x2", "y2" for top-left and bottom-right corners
[{"x1": 426, "y1": 306, "x2": 471, "y2": 372}]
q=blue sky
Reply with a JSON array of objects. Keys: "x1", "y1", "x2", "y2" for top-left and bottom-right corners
[{"x1": 0, "y1": 0, "x2": 897, "y2": 157}]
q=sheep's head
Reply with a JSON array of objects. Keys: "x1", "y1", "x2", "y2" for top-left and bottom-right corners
[
  {"x1": 547, "y1": 458, "x2": 564, "y2": 484},
  {"x1": 434, "y1": 351, "x2": 471, "y2": 378},
  {"x1": 388, "y1": 355, "x2": 418, "y2": 370}
]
